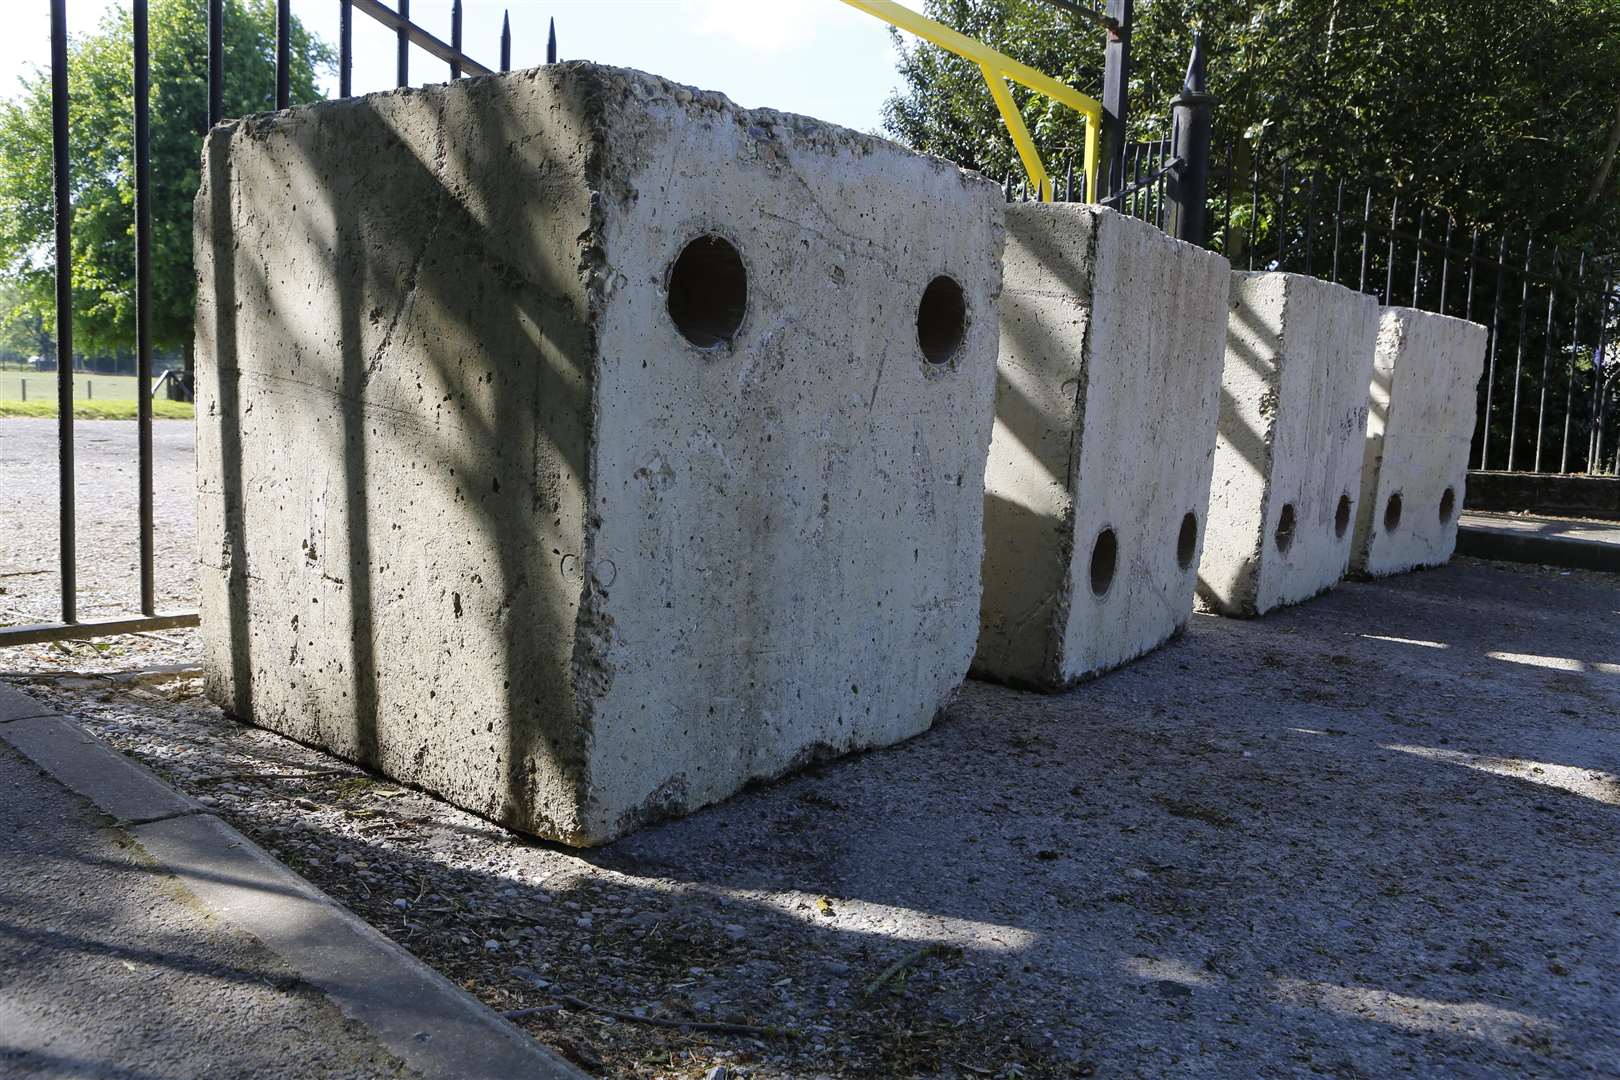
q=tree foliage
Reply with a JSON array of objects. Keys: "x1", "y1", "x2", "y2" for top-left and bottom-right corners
[
  {"x1": 0, "y1": 0, "x2": 330, "y2": 356},
  {"x1": 882, "y1": 0, "x2": 1620, "y2": 250}
]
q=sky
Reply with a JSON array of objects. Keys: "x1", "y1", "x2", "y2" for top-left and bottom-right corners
[{"x1": 0, "y1": 0, "x2": 909, "y2": 135}]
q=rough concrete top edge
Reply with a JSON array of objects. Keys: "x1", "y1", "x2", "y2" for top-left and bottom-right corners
[
  {"x1": 1379, "y1": 303, "x2": 1488, "y2": 337},
  {"x1": 1230, "y1": 268, "x2": 1379, "y2": 306},
  {"x1": 1007, "y1": 202, "x2": 1231, "y2": 264},
  {"x1": 204, "y1": 59, "x2": 1000, "y2": 195}
]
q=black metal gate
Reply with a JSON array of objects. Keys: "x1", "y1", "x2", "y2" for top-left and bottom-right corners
[{"x1": 1, "y1": 0, "x2": 550, "y2": 647}]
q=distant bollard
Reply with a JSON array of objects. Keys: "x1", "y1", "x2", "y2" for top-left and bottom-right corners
[
  {"x1": 1197, "y1": 272, "x2": 1382, "y2": 616},
  {"x1": 19, "y1": 378, "x2": 24, "y2": 402},
  {"x1": 1350, "y1": 307, "x2": 1488, "y2": 577},
  {"x1": 87, "y1": 379, "x2": 93, "y2": 400},
  {"x1": 976, "y1": 203, "x2": 1230, "y2": 689}
]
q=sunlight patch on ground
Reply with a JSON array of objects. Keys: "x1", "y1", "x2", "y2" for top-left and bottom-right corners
[
  {"x1": 1360, "y1": 634, "x2": 1449, "y2": 649},
  {"x1": 665, "y1": 885, "x2": 1039, "y2": 954},
  {"x1": 1486, "y1": 650, "x2": 1620, "y2": 676},
  {"x1": 1273, "y1": 979, "x2": 1556, "y2": 1043},
  {"x1": 1384, "y1": 744, "x2": 1620, "y2": 807},
  {"x1": 1120, "y1": 955, "x2": 1217, "y2": 988}
]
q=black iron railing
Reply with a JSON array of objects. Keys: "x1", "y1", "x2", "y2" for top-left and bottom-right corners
[
  {"x1": 3, "y1": 0, "x2": 553, "y2": 648},
  {"x1": 1203, "y1": 157, "x2": 1619, "y2": 478}
]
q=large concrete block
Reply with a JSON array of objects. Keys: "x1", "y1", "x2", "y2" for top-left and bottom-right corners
[
  {"x1": 194, "y1": 63, "x2": 1005, "y2": 845},
  {"x1": 1197, "y1": 272, "x2": 1381, "y2": 616},
  {"x1": 1351, "y1": 307, "x2": 1488, "y2": 576},
  {"x1": 975, "y1": 205, "x2": 1230, "y2": 689}
]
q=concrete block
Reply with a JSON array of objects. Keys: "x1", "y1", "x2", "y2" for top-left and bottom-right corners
[
  {"x1": 1198, "y1": 272, "x2": 1381, "y2": 615},
  {"x1": 975, "y1": 204, "x2": 1230, "y2": 689},
  {"x1": 1351, "y1": 307, "x2": 1488, "y2": 576},
  {"x1": 194, "y1": 63, "x2": 1004, "y2": 846}
]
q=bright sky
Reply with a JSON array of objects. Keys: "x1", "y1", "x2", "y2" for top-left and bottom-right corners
[{"x1": 0, "y1": 0, "x2": 908, "y2": 134}]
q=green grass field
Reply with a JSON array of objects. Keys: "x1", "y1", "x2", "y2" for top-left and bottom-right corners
[
  {"x1": 0, "y1": 372, "x2": 144, "y2": 402},
  {"x1": 0, "y1": 398, "x2": 194, "y2": 420}
]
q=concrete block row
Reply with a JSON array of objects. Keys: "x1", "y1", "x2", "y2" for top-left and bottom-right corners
[{"x1": 195, "y1": 62, "x2": 1488, "y2": 844}]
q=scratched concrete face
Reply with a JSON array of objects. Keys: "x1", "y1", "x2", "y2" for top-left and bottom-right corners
[
  {"x1": 975, "y1": 204, "x2": 1230, "y2": 690},
  {"x1": 1351, "y1": 307, "x2": 1488, "y2": 577},
  {"x1": 194, "y1": 63, "x2": 1004, "y2": 845},
  {"x1": 1197, "y1": 272, "x2": 1382, "y2": 617}
]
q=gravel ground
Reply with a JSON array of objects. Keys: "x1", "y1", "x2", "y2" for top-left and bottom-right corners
[
  {"x1": 11, "y1": 555, "x2": 1619, "y2": 1079},
  {"x1": 0, "y1": 417, "x2": 200, "y2": 673}
]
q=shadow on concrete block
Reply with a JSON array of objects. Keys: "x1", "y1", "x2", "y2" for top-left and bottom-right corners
[
  {"x1": 194, "y1": 63, "x2": 1006, "y2": 845},
  {"x1": 1197, "y1": 272, "x2": 1380, "y2": 616},
  {"x1": 975, "y1": 204, "x2": 1229, "y2": 690},
  {"x1": 1352, "y1": 307, "x2": 1489, "y2": 577}
]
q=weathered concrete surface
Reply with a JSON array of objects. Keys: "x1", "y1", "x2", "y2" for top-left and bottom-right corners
[
  {"x1": 1352, "y1": 307, "x2": 1489, "y2": 576},
  {"x1": 1198, "y1": 272, "x2": 1380, "y2": 616},
  {"x1": 194, "y1": 63, "x2": 1004, "y2": 846},
  {"x1": 976, "y1": 204, "x2": 1228, "y2": 688}
]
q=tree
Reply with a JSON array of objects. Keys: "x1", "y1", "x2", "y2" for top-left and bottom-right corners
[
  {"x1": 0, "y1": 0, "x2": 331, "y2": 359},
  {"x1": 882, "y1": 0, "x2": 1620, "y2": 252}
]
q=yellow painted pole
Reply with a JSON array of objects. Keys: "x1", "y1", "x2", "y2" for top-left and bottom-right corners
[
  {"x1": 981, "y1": 66, "x2": 1048, "y2": 201},
  {"x1": 838, "y1": 0, "x2": 1101, "y2": 203}
]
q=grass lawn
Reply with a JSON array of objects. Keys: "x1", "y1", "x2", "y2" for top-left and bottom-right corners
[
  {"x1": 0, "y1": 399, "x2": 194, "y2": 420},
  {"x1": 0, "y1": 372, "x2": 144, "y2": 401}
]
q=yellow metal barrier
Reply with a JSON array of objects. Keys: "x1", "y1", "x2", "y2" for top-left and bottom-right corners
[{"x1": 838, "y1": 0, "x2": 1102, "y2": 202}]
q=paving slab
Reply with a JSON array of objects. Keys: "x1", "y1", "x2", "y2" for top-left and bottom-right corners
[
  {"x1": 0, "y1": 737, "x2": 415, "y2": 1080},
  {"x1": 0, "y1": 682, "x2": 584, "y2": 1080},
  {"x1": 1457, "y1": 510, "x2": 1620, "y2": 572}
]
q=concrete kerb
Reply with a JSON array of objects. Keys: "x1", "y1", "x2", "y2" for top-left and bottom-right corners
[
  {"x1": 0, "y1": 679, "x2": 587, "y2": 1080},
  {"x1": 0, "y1": 677, "x2": 65, "y2": 722}
]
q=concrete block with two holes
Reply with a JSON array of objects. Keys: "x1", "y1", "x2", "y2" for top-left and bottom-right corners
[
  {"x1": 194, "y1": 62, "x2": 1005, "y2": 846},
  {"x1": 974, "y1": 204, "x2": 1232, "y2": 689},
  {"x1": 1351, "y1": 307, "x2": 1488, "y2": 576},
  {"x1": 1196, "y1": 272, "x2": 1382, "y2": 616}
]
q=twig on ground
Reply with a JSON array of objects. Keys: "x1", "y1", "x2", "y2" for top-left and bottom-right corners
[
  {"x1": 502, "y1": 1004, "x2": 564, "y2": 1020},
  {"x1": 864, "y1": 942, "x2": 958, "y2": 996},
  {"x1": 193, "y1": 769, "x2": 357, "y2": 785}
]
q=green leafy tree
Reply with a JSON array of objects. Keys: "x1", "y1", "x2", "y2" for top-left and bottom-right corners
[
  {"x1": 0, "y1": 0, "x2": 331, "y2": 359},
  {"x1": 882, "y1": 0, "x2": 1620, "y2": 250}
]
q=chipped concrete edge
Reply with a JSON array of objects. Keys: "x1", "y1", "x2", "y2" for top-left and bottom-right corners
[{"x1": 0, "y1": 678, "x2": 587, "y2": 1080}]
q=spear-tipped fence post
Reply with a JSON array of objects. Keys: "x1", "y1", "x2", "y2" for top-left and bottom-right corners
[{"x1": 1166, "y1": 33, "x2": 1214, "y2": 246}]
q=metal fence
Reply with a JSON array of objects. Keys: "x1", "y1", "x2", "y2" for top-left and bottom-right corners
[
  {"x1": 1200, "y1": 157, "x2": 1619, "y2": 478},
  {"x1": 4, "y1": 0, "x2": 550, "y2": 648},
  {"x1": 1002, "y1": 70, "x2": 1617, "y2": 479}
]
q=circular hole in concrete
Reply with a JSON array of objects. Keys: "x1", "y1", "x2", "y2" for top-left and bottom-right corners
[
  {"x1": 667, "y1": 235, "x2": 746, "y2": 348},
  {"x1": 1274, "y1": 502, "x2": 1297, "y2": 553},
  {"x1": 1439, "y1": 486, "x2": 1456, "y2": 523},
  {"x1": 917, "y1": 275, "x2": 967, "y2": 364},
  {"x1": 1090, "y1": 528, "x2": 1118, "y2": 597},
  {"x1": 1385, "y1": 492, "x2": 1404, "y2": 532},
  {"x1": 1176, "y1": 511, "x2": 1198, "y2": 570},
  {"x1": 1335, "y1": 493, "x2": 1352, "y2": 538}
]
